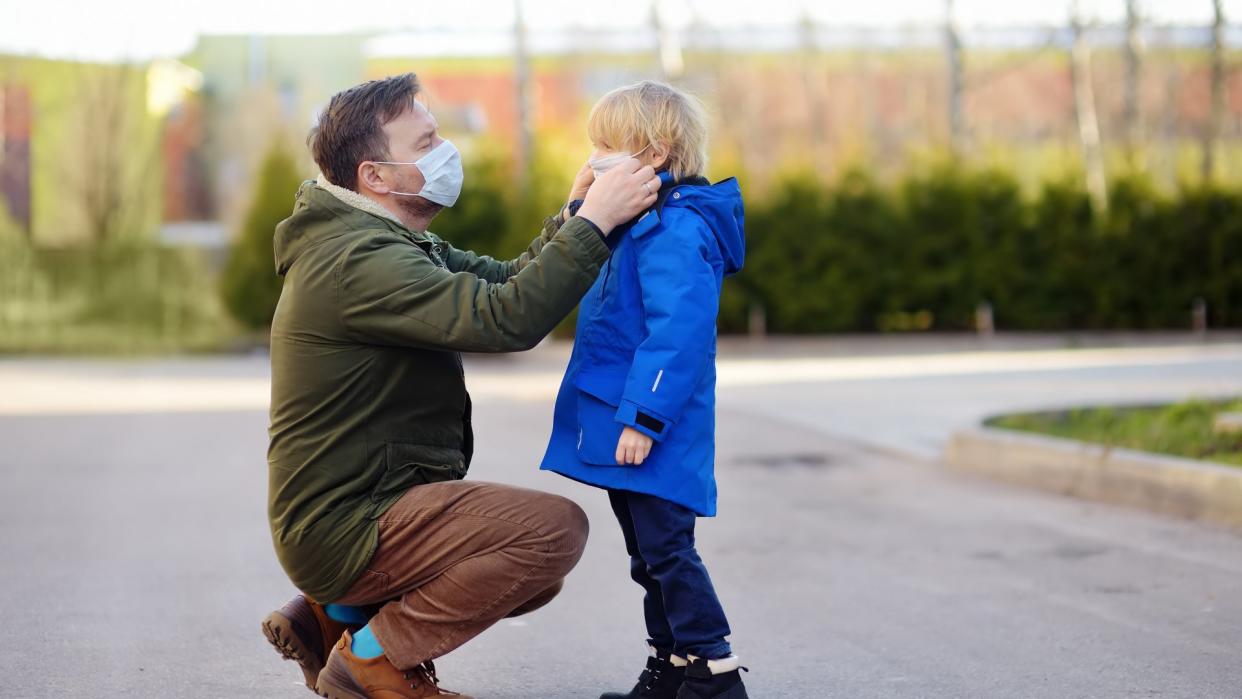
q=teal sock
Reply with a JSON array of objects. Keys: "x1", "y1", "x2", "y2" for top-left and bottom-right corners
[
  {"x1": 324, "y1": 604, "x2": 369, "y2": 625},
  {"x1": 350, "y1": 624, "x2": 384, "y2": 659}
]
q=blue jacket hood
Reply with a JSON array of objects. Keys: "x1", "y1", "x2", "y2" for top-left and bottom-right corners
[{"x1": 662, "y1": 175, "x2": 746, "y2": 275}]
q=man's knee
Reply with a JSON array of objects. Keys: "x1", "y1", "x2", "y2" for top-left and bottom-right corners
[
  {"x1": 538, "y1": 493, "x2": 589, "y2": 569},
  {"x1": 506, "y1": 579, "x2": 564, "y2": 618}
]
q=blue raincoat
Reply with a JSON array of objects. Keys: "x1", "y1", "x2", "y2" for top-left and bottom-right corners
[{"x1": 539, "y1": 173, "x2": 745, "y2": 516}]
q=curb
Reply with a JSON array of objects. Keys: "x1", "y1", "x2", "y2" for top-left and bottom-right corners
[{"x1": 945, "y1": 427, "x2": 1242, "y2": 529}]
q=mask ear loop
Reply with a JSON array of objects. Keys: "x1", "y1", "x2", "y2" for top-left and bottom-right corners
[{"x1": 368, "y1": 162, "x2": 421, "y2": 197}]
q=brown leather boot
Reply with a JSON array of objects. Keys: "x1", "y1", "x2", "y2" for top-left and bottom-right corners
[
  {"x1": 262, "y1": 595, "x2": 356, "y2": 691},
  {"x1": 316, "y1": 630, "x2": 474, "y2": 699}
]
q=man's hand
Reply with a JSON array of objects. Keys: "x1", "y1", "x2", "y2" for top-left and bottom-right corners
[
  {"x1": 562, "y1": 162, "x2": 595, "y2": 221},
  {"x1": 576, "y1": 159, "x2": 660, "y2": 235},
  {"x1": 616, "y1": 426, "x2": 654, "y2": 466}
]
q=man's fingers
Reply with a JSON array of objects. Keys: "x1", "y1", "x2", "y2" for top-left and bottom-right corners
[{"x1": 613, "y1": 157, "x2": 645, "y2": 176}]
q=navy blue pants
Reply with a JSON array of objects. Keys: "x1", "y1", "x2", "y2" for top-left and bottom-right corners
[{"x1": 607, "y1": 489, "x2": 732, "y2": 659}]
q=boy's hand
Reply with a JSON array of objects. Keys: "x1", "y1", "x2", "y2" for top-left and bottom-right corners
[{"x1": 616, "y1": 426, "x2": 653, "y2": 465}]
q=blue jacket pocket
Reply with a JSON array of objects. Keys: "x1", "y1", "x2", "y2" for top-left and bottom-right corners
[{"x1": 572, "y1": 371, "x2": 628, "y2": 467}]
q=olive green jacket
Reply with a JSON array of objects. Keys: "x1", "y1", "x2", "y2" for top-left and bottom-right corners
[{"x1": 267, "y1": 179, "x2": 609, "y2": 602}]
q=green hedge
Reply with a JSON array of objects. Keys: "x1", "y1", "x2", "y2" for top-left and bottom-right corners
[
  {"x1": 0, "y1": 238, "x2": 230, "y2": 354},
  {"x1": 225, "y1": 154, "x2": 1242, "y2": 336},
  {"x1": 731, "y1": 165, "x2": 1242, "y2": 333}
]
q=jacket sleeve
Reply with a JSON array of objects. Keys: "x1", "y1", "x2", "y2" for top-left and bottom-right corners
[
  {"x1": 427, "y1": 214, "x2": 565, "y2": 284},
  {"x1": 615, "y1": 216, "x2": 719, "y2": 442},
  {"x1": 337, "y1": 217, "x2": 608, "y2": 353}
]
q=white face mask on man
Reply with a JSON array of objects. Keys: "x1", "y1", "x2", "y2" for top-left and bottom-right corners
[
  {"x1": 373, "y1": 139, "x2": 464, "y2": 207},
  {"x1": 588, "y1": 144, "x2": 651, "y2": 179}
]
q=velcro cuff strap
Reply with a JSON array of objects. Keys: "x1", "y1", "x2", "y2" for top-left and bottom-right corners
[{"x1": 635, "y1": 411, "x2": 665, "y2": 434}]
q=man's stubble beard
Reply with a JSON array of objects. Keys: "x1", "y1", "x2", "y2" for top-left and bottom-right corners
[
  {"x1": 393, "y1": 192, "x2": 443, "y2": 224},
  {"x1": 390, "y1": 169, "x2": 445, "y2": 227}
]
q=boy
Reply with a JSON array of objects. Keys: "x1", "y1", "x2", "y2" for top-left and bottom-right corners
[{"x1": 540, "y1": 81, "x2": 748, "y2": 699}]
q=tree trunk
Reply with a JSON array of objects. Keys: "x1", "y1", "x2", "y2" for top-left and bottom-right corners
[
  {"x1": 946, "y1": 0, "x2": 965, "y2": 155},
  {"x1": 1203, "y1": 0, "x2": 1226, "y2": 181},
  {"x1": 513, "y1": 0, "x2": 533, "y2": 192},
  {"x1": 1070, "y1": 2, "x2": 1107, "y2": 212},
  {"x1": 1124, "y1": 0, "x2": 1144, "y2": 164},
  {"x1": 799, "y1": 9, "x2": 827, "y2": 163}
]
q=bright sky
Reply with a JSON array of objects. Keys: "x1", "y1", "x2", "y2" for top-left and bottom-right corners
[{"x1": 4, "y1": 0, "x2": 1239, "y2": 62}]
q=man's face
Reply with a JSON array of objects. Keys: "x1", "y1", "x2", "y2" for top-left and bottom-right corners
[{"x1": 366, "y1": 100, "x2": 446, "y2": 219}]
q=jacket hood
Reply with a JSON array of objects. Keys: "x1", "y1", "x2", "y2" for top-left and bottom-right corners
[
  {"x1": 274, "y1": 177, "x2": 406, "y2": 275},
  {"x1": 663, "y1": 176, "x2": 745, "y2": 275}
]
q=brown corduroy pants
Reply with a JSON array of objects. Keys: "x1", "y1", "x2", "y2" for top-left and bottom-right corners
[{"x1": 333, "y1": 480, "x2": 589, "y2": 669}]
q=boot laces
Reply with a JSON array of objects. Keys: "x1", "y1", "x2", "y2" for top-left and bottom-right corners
[
  {"x1": 402, "y1": 660, "x2": 440, "y2": 690},
  {"x1": 641, "y1": 666, "x2": 662, "y2": 691},
  {"x1": 639, "y1": 656, "x2": 669, "y2": 694}
]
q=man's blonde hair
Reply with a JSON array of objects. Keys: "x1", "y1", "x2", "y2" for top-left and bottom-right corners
[{"x1": 587, "y1": 81, "x2": 708, "y2": 181}]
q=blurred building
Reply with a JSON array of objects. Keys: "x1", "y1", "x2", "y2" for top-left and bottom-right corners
[
  {"x1": 1, "y1": 17, "x2": 1238, "y2": 247},
  {"x1": 0, "y1": 82, "x2": 31, "y2": 233}
]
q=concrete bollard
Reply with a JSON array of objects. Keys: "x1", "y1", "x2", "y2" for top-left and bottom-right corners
[
  {"x1": 748, "y1": 302, "x2": 767, "y2": 339},
  {"x1": 1192, "y1": 298, "x2": 1208, "y2": 336},
  {"x1": 975, "y1": 300, "x2": 994, "y2": 338}
]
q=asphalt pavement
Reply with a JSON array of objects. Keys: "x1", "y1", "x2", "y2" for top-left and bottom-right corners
[{"x1": 1, "y1": 335, "x2": 1240, "y2": 698}]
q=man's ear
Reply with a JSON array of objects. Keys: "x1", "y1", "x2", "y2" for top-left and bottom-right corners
[
  {"x1": 356, "y1": 161, "x2": 390, "y2": 195},
  {"x1": 649, "y1": 142, "x2": 671, "y2": 171}
]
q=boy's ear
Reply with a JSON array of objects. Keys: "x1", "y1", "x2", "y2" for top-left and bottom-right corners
[{"x1": 650, "y1": 141, "x2": 671, "y2": 170}]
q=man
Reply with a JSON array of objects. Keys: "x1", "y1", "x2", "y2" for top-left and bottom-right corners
[{"x1": 260, "y1": 73, "x2": 660, "y2": 698}]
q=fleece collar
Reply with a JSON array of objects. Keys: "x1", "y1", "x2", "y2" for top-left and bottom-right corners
[{"x1": 315, "y1": 174, "x2": 404, "y2": 227}]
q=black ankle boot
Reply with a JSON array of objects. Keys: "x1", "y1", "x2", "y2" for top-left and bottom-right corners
[
  {"x1": 600, "y1": 648, "x2": 687, "y2": 699},
  {"x1": 674, "y1": 657, "x2": 749, "y2": 699}
]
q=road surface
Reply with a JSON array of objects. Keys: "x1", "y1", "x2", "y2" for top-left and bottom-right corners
[{"x1": 1, "y1": 335, "x2": 1240, "y2": 698}]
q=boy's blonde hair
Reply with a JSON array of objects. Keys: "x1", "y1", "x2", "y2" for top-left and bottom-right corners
[{"x1": 587, "y1": 81, "x2": 708, "y2": 181}]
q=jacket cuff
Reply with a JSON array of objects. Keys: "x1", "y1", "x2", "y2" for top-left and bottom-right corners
[
  {"x1": 573, "y1": 214, "x2": 606, "y2": 241},
  {"x1": 615, "y1": 400, "x2": 671, "y2": 442},
  {"x1": 560, "y1": 216, "x2": 611, "y2": 263}
]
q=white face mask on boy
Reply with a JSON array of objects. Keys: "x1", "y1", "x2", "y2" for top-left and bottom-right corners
[
  {"x1": 588, "y1": 144, "x2": 651, "y2": 179},
  {"x1": 373, "y1": 139, "x2": 464, "y2": 207}
]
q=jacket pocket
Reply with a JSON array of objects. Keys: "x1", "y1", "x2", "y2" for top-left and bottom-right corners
[
  {"x1": 572, "y1": 371, "x2": 629, "y2": 467},
  {"x1": 371, "y1": 442, "x2": 467, "y2": 503}
]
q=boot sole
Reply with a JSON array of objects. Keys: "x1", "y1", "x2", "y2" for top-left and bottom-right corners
[
  {"x1": 261, "y1": 610, "x2": 323, "y2": 691},
  {"x1": 676, "y1": 680, "x2": 750, "y2": 699}
]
